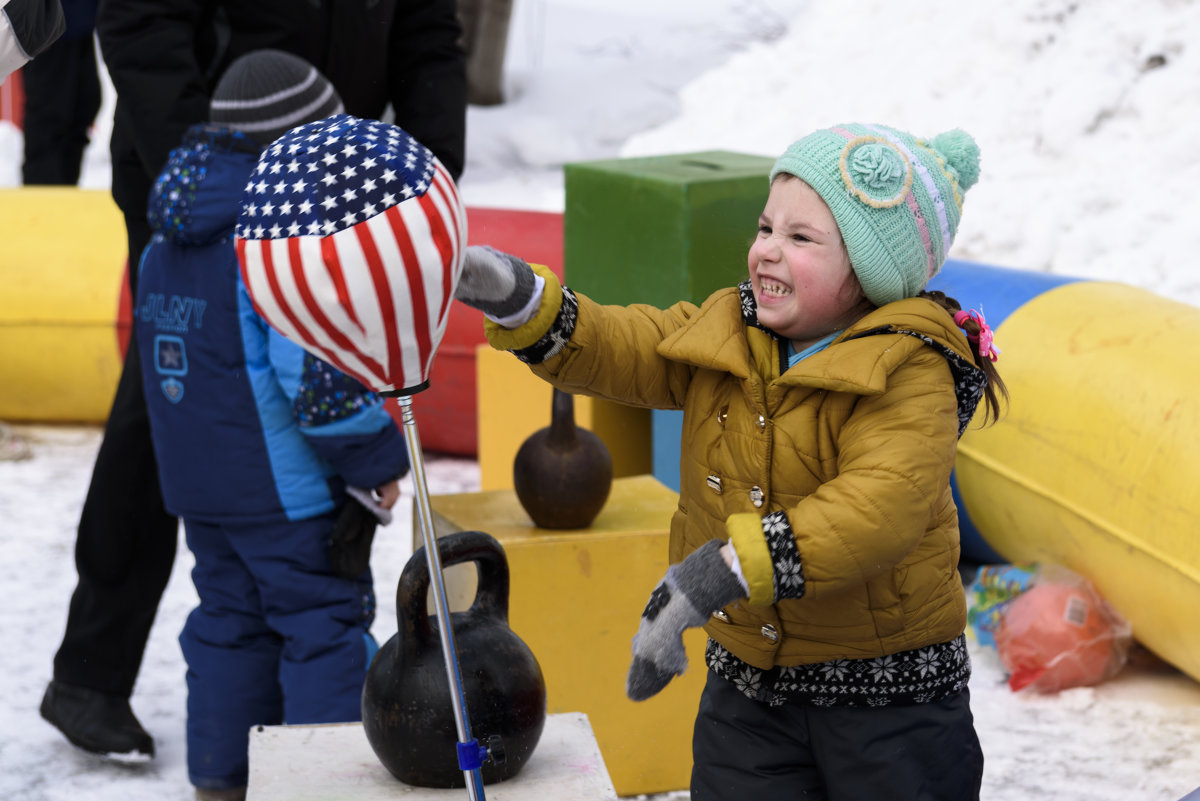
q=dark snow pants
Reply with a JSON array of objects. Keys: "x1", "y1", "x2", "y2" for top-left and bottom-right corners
[
  {"x1": 691, "y1": 669, "x2": 984, "y2": 801},
  {"x1": 181, "y1": 513, "x2": 377, "y2": 791}
]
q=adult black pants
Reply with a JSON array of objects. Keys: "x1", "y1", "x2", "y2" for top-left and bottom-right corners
[
  {"x1": 691, "y1": 669, "x2": 984, "y2": 801},
  {"x1": 20, "y1": 32, "x2": 100, "y2": 186},
  {"x1": 52, "y1": 214, "x2": 178, "y2": 697}
]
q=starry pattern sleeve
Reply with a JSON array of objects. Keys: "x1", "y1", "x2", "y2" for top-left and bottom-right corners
[
  {"x1": 293, "y1": 353, "x2": 383, "y2": 428},
  {"x1": 288, "y1": 351, "x2": 409, "y2": 489}
]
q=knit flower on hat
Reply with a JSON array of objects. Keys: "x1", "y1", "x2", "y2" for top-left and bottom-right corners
[{"x1": 840, "y1": 136, "x2": 913, "y2": 208}]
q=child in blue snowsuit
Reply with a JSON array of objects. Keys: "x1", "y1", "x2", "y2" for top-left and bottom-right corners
[{"x1": 133, "y1": 51, "x2": 409, "y2": 799}]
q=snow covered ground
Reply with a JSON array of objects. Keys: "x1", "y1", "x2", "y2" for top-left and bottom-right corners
[
  {"x1": 4, "y1": 425, "x2": 1200, "y2": 801},
  {"x1": 3, "y1": 0, "x2": 1200, "y2": 799},
  {"x1": 3, "y1": 427, "x2": 1200, "y2": 801}
]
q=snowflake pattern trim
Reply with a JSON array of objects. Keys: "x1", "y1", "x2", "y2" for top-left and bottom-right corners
[
  {"x1": 762, "y1": 510, "x2": 806, "y2": 601},
  {"x1": 706, "y1": 634, "x2": 971, "y2": 708},
  {"x1": 511, "y1": 286, "x2": 579, "y2": 364},
  {"x1": 738, "y1": 279, "x2": 776, "y2": 335}
]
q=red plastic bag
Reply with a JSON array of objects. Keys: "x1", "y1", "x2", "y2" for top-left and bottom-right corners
[
  {"x1": 966, "y1": 562, "x2": 1039, "y2": 648},
  {"x1": 993, "y1": 566, "x2": 1132, "y2": 693}
]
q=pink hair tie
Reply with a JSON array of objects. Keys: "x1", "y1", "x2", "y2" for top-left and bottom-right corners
[{"x1": 953, "y1": 308, "x2": 1000, "y2": 362}]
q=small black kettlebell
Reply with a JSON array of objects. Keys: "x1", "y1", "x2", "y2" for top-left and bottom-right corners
[{"x1": 361, "y1": 530, "x2": 547, "y2": 787}]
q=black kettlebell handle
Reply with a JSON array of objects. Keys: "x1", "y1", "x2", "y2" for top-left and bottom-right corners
[{"x1": 398, "y1": 529, "x2": 510, "y2": 645}]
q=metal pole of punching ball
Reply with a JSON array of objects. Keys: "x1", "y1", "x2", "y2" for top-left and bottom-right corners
[{"x1": 398, "y1": 395, "x2": 487, "y2": 800}]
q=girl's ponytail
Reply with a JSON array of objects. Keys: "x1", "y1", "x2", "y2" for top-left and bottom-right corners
[{"x1": 919, "y1": 290, "x2": 1009, "y2": 426}]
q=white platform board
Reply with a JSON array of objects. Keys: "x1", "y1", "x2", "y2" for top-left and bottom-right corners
[{"x1": 246, "y1": 712, "x2": 618, "y2": 800}]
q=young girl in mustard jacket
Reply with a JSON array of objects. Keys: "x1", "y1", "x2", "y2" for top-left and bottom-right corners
[{"x1": 455, "y1": 122, "x2": 1005, "y2": 800}]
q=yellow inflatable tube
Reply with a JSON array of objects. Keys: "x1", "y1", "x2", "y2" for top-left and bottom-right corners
[
  {"x1": 931, "y1": 264, "x2": 1200, "y2": 684},
  {"x1": 0, "y1": 188, "x2": 127, "y2": 422}
]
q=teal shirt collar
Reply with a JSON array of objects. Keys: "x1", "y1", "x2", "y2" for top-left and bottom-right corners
[{"x1": 786, "y1": 331, "x2": 841, "y2": 368}]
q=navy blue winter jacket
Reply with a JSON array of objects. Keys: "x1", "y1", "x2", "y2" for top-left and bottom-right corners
[{"x1": 135, "y1": 125, "x2": 408, "y2": 524}]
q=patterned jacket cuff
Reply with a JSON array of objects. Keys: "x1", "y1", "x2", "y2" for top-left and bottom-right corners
[
  {"x1": 761, "y1": 510, "x2": 806, "y2": 601},
  {"x1": 483, "y1": 263, "x2": 565, "y2": 355}
]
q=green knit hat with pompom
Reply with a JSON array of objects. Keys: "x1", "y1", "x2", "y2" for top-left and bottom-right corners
[{"x1": 770, "y1": 123, "x2": 980, "y2": 306}]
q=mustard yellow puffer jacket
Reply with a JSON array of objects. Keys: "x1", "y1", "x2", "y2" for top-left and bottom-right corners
[{"x1": 486, "y1": 265, "x2": 981, "y2": 671}]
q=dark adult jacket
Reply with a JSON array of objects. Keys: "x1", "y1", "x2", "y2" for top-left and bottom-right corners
[
  {"x1": 0, "y1": 0, "x2": 65, "y2": 80},
  {"x1": 97, "y1": 0, "x2": 467, "y2": 221},
  {"x1": 134, "y1": 126, "x2": 408, "y2": 524}
]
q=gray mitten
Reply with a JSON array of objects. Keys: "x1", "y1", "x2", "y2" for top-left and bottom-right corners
[
  {"x1": 456, "y1": 245, "x2": 537, "y2": 319},
  {"x1": 626, "y1": 540, "x2": 746, "y2": 701}
]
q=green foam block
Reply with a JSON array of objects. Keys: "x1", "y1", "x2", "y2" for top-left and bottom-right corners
[{"x1": 564, "y1": 151, "x2": 774, "y2": 308}]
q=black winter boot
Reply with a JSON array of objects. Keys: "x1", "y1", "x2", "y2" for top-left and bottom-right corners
[{"x1": 40, "y1": 680, "x2": 155, "y2": 760}]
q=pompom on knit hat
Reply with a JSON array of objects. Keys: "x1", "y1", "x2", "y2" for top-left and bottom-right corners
[
  {"x1": 210, "y1": 49, "x2": 344, "y2": 147},
  {"x1": 770, "y1": 123, "x2": 981, "y2": 307}
]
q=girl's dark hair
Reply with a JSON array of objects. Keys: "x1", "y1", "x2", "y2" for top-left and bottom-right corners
[{"x1": 918, "y1": 289, "x2": 1009, "y2": 426}]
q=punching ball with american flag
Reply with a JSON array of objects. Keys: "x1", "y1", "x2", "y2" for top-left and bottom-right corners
[
  {"x1": 235, "y1": 113, "x2": 466, "y2": 396},
  {"x1": 235, "y1": 115, "x2": 495, "y2": 799}
]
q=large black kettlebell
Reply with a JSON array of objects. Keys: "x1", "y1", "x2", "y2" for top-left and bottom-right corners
[{"x1": 361, "y1": 530, "x2": 547, "y2": 787}]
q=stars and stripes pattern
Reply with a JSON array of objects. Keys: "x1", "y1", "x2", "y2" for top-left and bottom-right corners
[{"x1": 235, "y1": 114, "x2": 466, "y2": 395}]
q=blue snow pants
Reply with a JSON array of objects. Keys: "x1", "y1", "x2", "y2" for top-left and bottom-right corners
[{"x1": 180, "y1": 512, "x2": 377, "y2": 791}]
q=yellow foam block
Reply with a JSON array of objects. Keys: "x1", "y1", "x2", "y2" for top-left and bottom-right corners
[
  {"x1": 0, "y1": 188, "x2": 127, "y2": 422},
  {"x1": 420, "y1": 475, "x2": 700, "y2": 796},
  {"x1": 956, "y1": 282, "x2": 1200, "y2": 683},
  {"x1": 475, "y1": 344, "x2": 651, "y2": 491}
]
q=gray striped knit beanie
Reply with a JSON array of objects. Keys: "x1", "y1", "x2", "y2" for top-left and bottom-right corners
[{"x1": 210, "y1": 49, "x2": 344, "y2": 147}]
